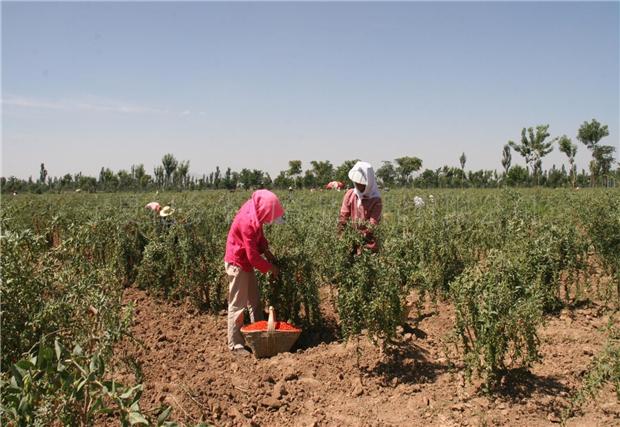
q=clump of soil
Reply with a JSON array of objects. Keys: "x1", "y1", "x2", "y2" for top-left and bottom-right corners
[{"x1": 107, "y1": 287, "x2": 619, "y2": 426}]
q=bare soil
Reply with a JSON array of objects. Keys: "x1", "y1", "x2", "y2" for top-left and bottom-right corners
[{"x1": 106, "y1": 287, "x2": 619, "y2": 426}]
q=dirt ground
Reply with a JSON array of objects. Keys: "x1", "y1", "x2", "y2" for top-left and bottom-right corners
[{"x1": 107, "y1": 287, "x2": 620, "y2": 427}]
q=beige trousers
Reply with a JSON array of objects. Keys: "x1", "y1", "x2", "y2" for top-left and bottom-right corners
[{"x1": 225, "y1": 262, "x2": 263, "y2": 350}]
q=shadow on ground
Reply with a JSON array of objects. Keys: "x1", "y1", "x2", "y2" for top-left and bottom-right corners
[
  {"x1": 293, "y1": 318, "x2": 342, "y2": 351},
  {"x1": 496, "y1": 368, "x2": 571, "y2": 401},
  {"x1": 368, "y1": 340, "x2": 449, "y2": 386}
]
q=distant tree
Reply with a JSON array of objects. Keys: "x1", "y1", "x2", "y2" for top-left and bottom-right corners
[
  {"x1": 501, "y1": 144, "x2": 512, "y2": 182},
  {"x1": 334, "y1": 159, "x2": 359, "y2": 185},
  {"x1": 303, "y1": 170, "x2": 317, "y2": 188},
  {"x1": 394, "y1": 156, "x2": 423, "y2": 186},
  {"x1": 505, "y1": 165, "x2": 530, "y2": 187},
  {"x1": 117, "y1": 169, "x2": 133, "y2": 190},
  {"x1": 287, "y1": 160, "x2": 302, "y2": 177},
  {"x1": 213, "y1": 166, "x2": 222, "y2": 189},
  {"x1": 286, "y1": 160, "x2": 303, "y2": 188},
  {"x1": 161, "y1": 153, "x2": 178, "y2": 188},
  {"x1": 577, "y1": 119, "x2": 611, "y2": 186},
  {"x1": 376, "y1": 161, "x2": 397, "y2": 187},
  {"x1": 98, "y1": 168, "x2": 118, "y2": 191},
  {"x1": 592, "y1": 145, "x2": 617, "y2": 186},
  {"x1": 310, "y1": 160, "x2": 334, "y2": 187},
  {"x1": 274, "y1": 171, "x2": 293, "y2": 189},
  {"x1": 176, "y1": 160, "x2": 190, "y2": 189},
  {"x1": 153, "y1": 166, "x2": 165, "y2": 189},
  {"x1": 509, "y1": 125, "x2": 555, "y2": 185},
  {"x1": 131, "y1": 164, "x2": 146, "y2": 189},
  {"x1": 459, "y1": 153, "x2": 466, "y2": 187},
  {"x1": 558, "y1": 135, "x2": 578, "y2": 188},
  {"x1": 223, "y1": 167, "x2": 233, "y2": 190},
  {"x1": 39, "y1": 163, "x2": 48, "y2": 185},
  {"x1": 238, "y1": 168, "x2": 269, "y2": 189},
  {"x1": 546, "y1": 164, "x2": 566, "y2": 188}
]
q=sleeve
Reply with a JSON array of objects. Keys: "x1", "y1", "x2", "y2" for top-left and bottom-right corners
[
  {"x1": 368, "y1": 199, "x2": 382, "y2": 226},
  {"x1": 338, "y1": 191, "x2": 352, "y2": 230},
  {"x1": 257, "y1": 232, "x2": 269, "y2": 254},
  {"x1": 241, "y1": 226, "x2": 273, "y2": 274}
]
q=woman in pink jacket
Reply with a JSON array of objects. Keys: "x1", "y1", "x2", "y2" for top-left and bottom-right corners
[
  {"x1": 224, "y1": 190, "x2": 284, "y2": 355},
  {"x1": 338, "y1": 161, "x2": 382, "y2": 252}
]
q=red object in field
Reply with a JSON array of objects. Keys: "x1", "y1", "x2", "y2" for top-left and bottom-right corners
[
  {"x1": 241, "y1": 320, "x2": 301, "y2": 333},
  {"x1": 325, "y1": 181, "x2": 345, "y2": 190},
  {"x1": 240, "y1": 307, "x2": 302, "y2": 357}
]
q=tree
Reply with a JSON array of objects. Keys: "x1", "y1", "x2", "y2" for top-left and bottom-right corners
[
  {"x1": 394, "y1": 156, "x2": 423, "y2": 186},
  {"x1": 501, "y1": 144, "x2": 512, "y2": 178},
  {"x1": 459, "y1": 153, "x2": 466, "y2": 187},
  {"x1": 153, "y1": 166, "x2": 165, "y2": 189},
  {"x1": 505, "y1": 165, "x2": 529, "y2": 187},
  {"x1": 39, "y1": 163, "x2": 48, "y2": 185},
  {"x1": 287, "y1": 160, "x2": 302, "y2": 177},
  {"x1": 176, "y1": 160, "x2": 190, "y2": 189},
  {"x1": 286, "y1": 160, "x2": 303, "y2": 188},
  {"x1": 161, "y1": 153, "x2": 178, "y2": 188},
  {"x1": 273, "y1": 171, "x2": 293, "y2": 189},
  {"x1": 334, "y1": 159, "x2": 359, "y2": 185},
  {"x1": 558, "y1": 135, "x2": 577, "y2": 188},
  {"x1": 303, "y1": 170, "x2": 317, "y2": 188},
  {"x1": 310, "y1": 160, "x2": 334, "y2": 187},
  {"x1": 509, "y1": 125, "x2": 555, "y2": 185},
  {"x1": 577, "y1": 119, "x2": 610, "y2": 186},
  {"x1": 376, "y1": 161, "x2": 397, "y2": 187},
  {"x1": 592, "y1": 145, "x2": 617, "y2": 186},
  {"x1": 213, "y1": 166, "x2": 222, "y2": 189},
  {"x1": 131, "y1": 164, "x2": 146, "y2": 189},
  {"x1": 117, "y1": 169, "x2": 133, "y2": 190}
]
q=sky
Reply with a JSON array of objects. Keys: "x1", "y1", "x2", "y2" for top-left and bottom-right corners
[{"x1": 2, "y1": 1, "x2": 619, "y2": 180}]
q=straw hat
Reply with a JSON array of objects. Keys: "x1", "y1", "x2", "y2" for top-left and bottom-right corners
[{"x1": 159, "y1": 206, "x2": 175, "y2": 217}]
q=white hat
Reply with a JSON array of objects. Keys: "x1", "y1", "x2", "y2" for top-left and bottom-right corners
[
  {"x1": 159, "y1": 206, "x2": 175, "y2": 217},
  {"x1": 348, "y1": 167, "x2": 368, "y2": 185}
]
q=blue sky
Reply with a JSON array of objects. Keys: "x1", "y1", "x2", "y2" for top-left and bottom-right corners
[{"x1": 2, "y1": 1, "x2": 619, "y2": 179}]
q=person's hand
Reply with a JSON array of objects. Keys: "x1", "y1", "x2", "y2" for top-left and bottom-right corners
[
  {"x1": 270, "y1": 265, "x2": 280, "y2": 278},
  {"x1": 265, "y1": 250, "x2": 276, "y2": 263}
]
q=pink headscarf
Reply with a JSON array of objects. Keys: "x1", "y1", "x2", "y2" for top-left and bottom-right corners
[
  {"x1": 250, "y1": 190, "x2": 284, "y2": 225},
  {"x1": 145, "y1": 202, "x2": 161, "y2": 212}
]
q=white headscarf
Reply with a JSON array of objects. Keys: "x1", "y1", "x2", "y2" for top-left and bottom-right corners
[{"x1": 348, "y1": 161, "x2": 381, "y2": 206}]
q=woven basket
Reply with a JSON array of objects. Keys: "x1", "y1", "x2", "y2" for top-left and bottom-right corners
[
  {"x1": 241, "y1": 329, "x2": 301, "y2": 358},
  {"x1": 240, "y1": 306, "x2": 301, "y2": 358}
]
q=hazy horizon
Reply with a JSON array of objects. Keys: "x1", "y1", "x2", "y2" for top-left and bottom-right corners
[{"x1": 2, "y1": 1, "x2": 619, "y2": 180}]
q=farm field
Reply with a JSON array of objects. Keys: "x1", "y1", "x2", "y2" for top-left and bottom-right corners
[{"x1": 2, "y1": 188, "x2": 619, "y2": 426}]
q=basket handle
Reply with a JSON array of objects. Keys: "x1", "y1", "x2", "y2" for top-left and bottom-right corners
[{"x1": 267, "y1": 306, "x2": 276, "y2": 332}]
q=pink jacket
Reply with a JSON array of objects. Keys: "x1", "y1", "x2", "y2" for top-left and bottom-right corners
[
  {"x1": 338, "y1": 189, "x2": 382, "y2": 251},
  {"x1": 225, "y1": 190, "x2": 284, "y2": 273}
]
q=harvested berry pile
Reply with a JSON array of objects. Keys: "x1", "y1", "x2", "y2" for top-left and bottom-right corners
[
  {"x1": 241, "y1": 321, "x2": 302, "y2": 332},
  {"x1": 106, "y1": 287, "x2": 619, "y2": 426}
]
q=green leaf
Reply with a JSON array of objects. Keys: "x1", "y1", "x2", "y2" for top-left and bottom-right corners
[
  {"x1": 76, "y1": 378, "x2": 88, "y2": 393},
  {"x1": 54, "y1": 339, "x2": 63, "y2": 361},
  {"x1": 10, "y1": 364, "x2": 25, "y2": 387},
  {"x1": 157, "y1": 406, "x2": 172, "y2": 425},
  {"x1": 89, "y1": 354, "x2": 104, "y2": 376},
  {"x1": 128, "y1": 411, "x2": 149, "y2": 425},
  {"x1": 73, "y1": 344, "x2": 83, "y2": 356},
  {"x1": 37, "y1": 345, "x2": 54, "y2": 371}
]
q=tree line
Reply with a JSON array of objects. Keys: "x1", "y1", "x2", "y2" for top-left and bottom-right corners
[{"x1": 2, "y1": 119, "x2": 617, "y2": 194}]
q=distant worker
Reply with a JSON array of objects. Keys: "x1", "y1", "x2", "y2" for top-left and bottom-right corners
[
  {"x1": 325, "y1": 181, "x2": 345, "y2": 191},
  {"x1": 145, "y1": 201, "x2": 161, "y2": 213},
  {"x1": 159, "y1": 205, "x2": 175, "y2": 229},
  {"x1": 338, "y1": 161, "x2": 382, "y2": 252},
  {"x1": 224, "y1": 190, "x2": 284, "y2": 355}
]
